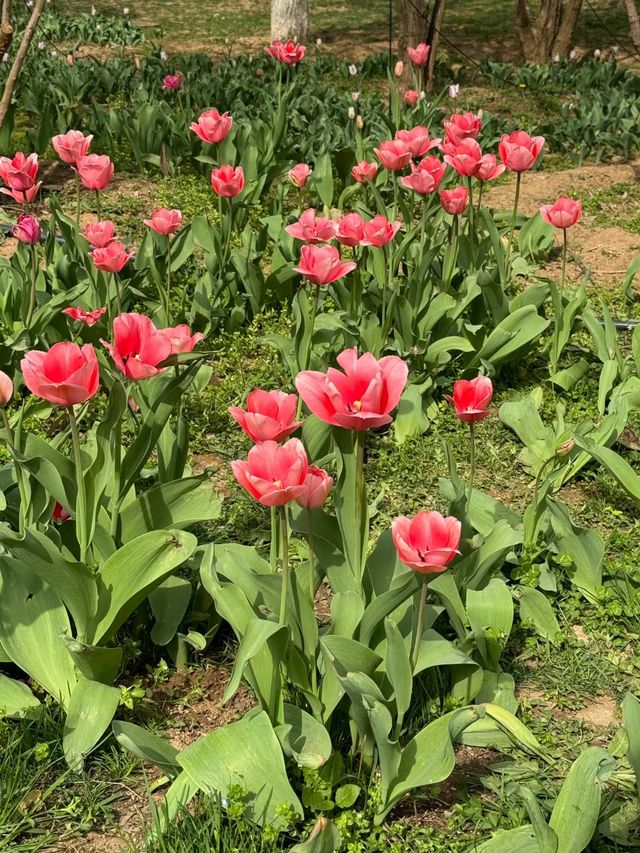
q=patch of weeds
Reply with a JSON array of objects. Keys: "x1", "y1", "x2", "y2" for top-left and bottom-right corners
[{"x1": 580, "y1": 180, "x2": 640, "y2": 234}]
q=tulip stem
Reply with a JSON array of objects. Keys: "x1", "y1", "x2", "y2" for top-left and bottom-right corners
[
  {"x1": 112, "y1": 273, "x2": 122, "y2": 316},
  {"x1": 560, "y1": 228, "x2": 567, "y2": 303},
  {"x1": 307, "y1": 508, "x2": 316, "y2": 606},
  {"x1": 476, "y1": 183, "x2": 484, "y2": 218},
  {"x1": 467, "y1": 177, "x2": 475, "y2": 240},
  {"x1": 411, "y1": 579, "x2": 428, "y2": 673},
  {"x1": 270, "y1": 505, "x2": 278, "y2": 572},
  {"x1": 506, "y1": 172, "x2": 521, "y2": 273},
  {"x1": 303, "y1": 286, "x2": 320, "y2": 371},
  {"x1": 26, "y1": 245, "x2": 38, "y2": 327},
  {"x1": 67, "y1": 407, "x2": 89, "y2": 564},
  {"x1": 110, "y1": 418, "x2": 122, "y2": 539},
  {"x1": 75, "y1": 171, "x2": 82, "y2": 230},
  {"x1": 165, "y1": 234, "x2": 172, "y2": 324},
  {"x1": 468, "y1": 421, "x2": 475, "y2": 506},
  {"x1": 354, "y1": 429, "x2": 366, "y2": 579},
  {"x1": 278, "y1": 505, "x2": 290, "y2": 626},
  {"x1": 1, "y1": 409, "x2": 28, "y2": 534},
  {"x1": 95, "y1": 190, "x2": 101, "y2": 221}
]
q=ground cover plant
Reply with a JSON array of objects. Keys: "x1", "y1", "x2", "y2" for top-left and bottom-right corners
[{"x1": 0, "y1": 2, "x2": 640, "y2": 852}]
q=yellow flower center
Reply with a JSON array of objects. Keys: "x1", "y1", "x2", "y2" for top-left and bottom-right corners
[
  {"x1": 273, "y1": 479, "x2": 283, "y2": 489},
  {"x1": 352, "y1": 400, "x2": 362, "y2": 411}
]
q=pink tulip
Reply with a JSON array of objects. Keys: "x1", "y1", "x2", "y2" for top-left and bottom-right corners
[
  {"x1": 499, "y1": 130, "x2": 545, "y2": 172},
  {"x1": 288, "y1": 163, "x2": 312, "y2": 188},
  {"x1": 404, "y1": 89, "x2": 420, "y2": 106},
  {"x1": 443, "y1": 138, "x2": 483, "y2": 177},
  {"x1": 63, "y1": 306, "x2": 107, "y2": 327},
  {"x1": 90, "y1": 240, "x2": 133, "y2": 274},
  {"x1": 400, "y1": 156, "x2": 446, "y2": 196},
  {"x1": 0, "y1": 152, "x2": 39, "y2": 191},
  {"x1": 157, "y1": 323, "x2": 204, "y2": 354},
  {"x1": 360, "y1": 215, "x2": 401, "y2": 247},
  {"x1": 0, "y1": 370, "x2": 13, "y2": 406},
  {"x1": 12, "y1": 214, "x2": 41, "y2": 244},
  {"x1": 445, "y1": 375, "x2": 493, "y2": 422},
  {"x1": 163, "y1": 73, "x2": 183, "y2": 91},
  {"x1": 475, "y1": 154, "x2": 505, "y2": 182},
  {"x1": 76, "y1": 154, "x2": 114, "y2": 191},
  {"x1": 144, "y1": 208, "x2": 182, "y2": 235},
  {"x1": 295, "y1": 347, "x2": 408, "y2": 431},
  {"x1": 229, "y1": 389, "x2": 302, "y2": 443},
  {"x1": 52, "y1": 130, "x2": 93, "y2": 165},
  {"x1": 52, "y1": 502, "x2": 72, "y2": 523},
  {"x1": 286, "y1": 208, "x2": 336, "y2": 244},
  {"x1": 352, "y1": 160, "x2": 379, "y2": 183},
  {"x1": 0, "y1": 183, "x2": 42, "y2": 205},
  {"x1": 374, "y1": 139, "x2": 412, "y2": 172},
  {"x1": 102, "y1": 312, "x2": 172, "y2": 380},
  {"x1": 392, "y1": 511, "x2": 461, "y2": 573},
  {"x1": 407, "y1": 42, "x2": 430, "y2": 66},
  {"x1": 439, "y1": 186, "x2": 469, "y2": 215},
  {"x1": 190, "y1": 108, "x2": 233, "y2": 144},
  {"x1": 21, "y1": 342, "x2": 99, "y2": 406},
  {"x1": 335, "y1": 212, "x2": 366, "y2": 247},
  {"x1": 210, "y1": 164, "x2": 244, "y2": 198},
  {"x1": 296, "y1": 465, "x2": 333, "y2": 509},
  {"x1": 231, "y1": 438, "x2": 309, "y2": 506},
  {"x1": 443, "y1": 112, "x2": 482, "y2": 146},
  {"x1": 265, "y1": 39, "x2": 305, "y2": 65},
  {"x1": 294, "y1": 244, "x2": 356, "y2": 285},
  {"x1": 395, "y1": 126, "x2": 439, "y2": 159},
  {"x1": 540, "y1": 196, "x2": 582, "y2": 229},
  {"x1": 85, "y1": 220, "x2": 115, "y2": 248}
]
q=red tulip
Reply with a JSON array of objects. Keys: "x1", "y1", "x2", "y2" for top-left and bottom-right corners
[
  {"x1": 474, "y1": 154, "x2": 505, "y2": 182},
  {"x1": 76, "y1": 154, "x2": 114, "y2": 191},
  {"x1": 190, "y1": 108, "x2": 233, "y2": 144},
  {"x1": 0, "y1": 152, "x2": 38, "y2": 191},
  {"x1": 229, "y1": 389, "x2": 302, "y2": 443},
  {"x1": 294, "y1": 244, "x2": 356, "y2": 285},
  {"x1": 400, "y1": 156, "x2": 446, "y2": 196},
  {"x1": 395, "y1": 126, "x2": 439, "y2": 159},
  {"x1": 404, "y1": 89, "x2": 420, "y2": 106},
  {"x1": 439, "y1": 186, "x2": 469, "y2": 215},
  {"x1": 540, "y1": 196, "x2": 582, "y2": 229},
  {"x1": 335, "y1": 212, "x2": 366, "y2": 247},
  {"x1": 360, "y1": 215, "x2": 401, "y2": 247},
  {"x1": 0, "y1": 370, "x2": 13, "y2": 406},
  {"x1": 0, "y1": 183, "x2": 42, "y2": 205},
  {"x1": 162, "y1": 73, "x2": 183, "y2": 91},
  {"x1": 85, "y1": 220, "x2": 115, "y2": 248},
  {"x1": 352, "y1": 160, "x2": 379, "y2": 183},
  {"x1": 286, "y1": 208, "x2": 336, "y2": 244},
  {"x1": 231, "y1": 438, "x2": 309, "y2": 506},
  {"x1": 52, "y1": 130, "x2": 93, "y2": 165},
  {"x1": 499, "y1": 130, "x2": 545, "y2": 172},
  {"x1": 295, "y1": 347, "x2": 408, "y2": 431},
  {"x1": 157, "y1": 323, "x2": 204, "y2": 354},
  {"x1": 63, "y1": 306, "x2": 107, "y2": 327},
  {"x1": 374, "y1": 139, "x2": 412, "y2": 172},
  {"x1": 265, "y1": 39, "x2": 305, "y2": 65},
  {"x1": 443, "y1": 138, "x2": 483, "y2": 177},
  {"x1": 443, "y1": 112, "x2": 481, "y2": 146},
  {"x1": 51, "y1": 502, "x2": 72, "y2": 523},
  {"x1": 445, "y1": 375, "x2": 493, "y2": 422},
  {"x1": 296, "y1": 465, "x2": 333, "y2": 509},
  {"x1": 392, "y1": 511, "x2": 461, "y2": 573},
  {"x1": 288, "y1": 163, "x2": 312, "y2": 188},
  {"x1": 90, "y1": 240, "x2": 132, "y2": 274},
  {"x1": 102, "y1": 312, "x2": 172, "y2": 380},
  {"x1": 407, "y1": 42, "x2": 430, "y2": 66},
  {"x1": 21, "y1": 342, "x2": 100, "y2": 406},
  {"x1": 144, "y1": 208, "x2": 182, "y2": 235},
  {"x1": 210, "y1": 164, "x2": 244, "y2": 198},
  {"x1": 12, "y1": 214, "x2": 41, "y2": 244}
]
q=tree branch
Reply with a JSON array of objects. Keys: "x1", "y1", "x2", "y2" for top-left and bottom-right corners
[{"x1": 0, "y1": 0, "x2": 45, "y2": 130}]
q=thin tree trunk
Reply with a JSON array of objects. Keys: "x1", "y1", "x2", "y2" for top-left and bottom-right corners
[
  {"x1": 0, "y1": 0, "x2": 44, "y2": 130},
  {"x1": 0, "y1": 0, "x2": 12, "y2": 54},
  {"x1": 624, "y1": 0, "x2": 640, "y2": 51},
  {"x1": 270, "y1": 0, "x2": 309, "y2": 43},
  {"x1": 515, "y1": 0, "x2": 583, "y2": 62},
  {"x1": 426, "y1": 0, "x2": 446, "y2": 90},
  {"x1": 553, "y1": 0, "x2": 583, "y2": 57},
  {"x1": 396, "y1": 0, "x2": 430, "y2": 64}
]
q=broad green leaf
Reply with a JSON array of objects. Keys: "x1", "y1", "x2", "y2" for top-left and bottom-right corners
[
  {"x1": 149, "y1": 576, "x2": 193, "y2": 646},
  {"x1": 290, "y1": 817, "x2": 342, "y2": 853},
  {"x1": 574, "y1": 436, "x2": 640, "y2": 504},
  {"x1": 416, "y1": 630, "x2": 483, "y2": 703},
  {"x1": 120, "y1": 477, "x2": 222, "y2": 542},
  {"x1": 275, "y1": 703, "x2": 332, "y2": 770},
  {"x1": 484, "y1": 704, "x2": 550, "y2": 760},
  {"x1": 0, "y1": 673, "x2": 40, "y2": 718},
  {"x1": 63, "y1": 679, "x2": 120, "y2": 771},
  {"x1": 224, "y1": 618, "x2": 287, "y2": 702},
  {"x1": 466, "y1": 577, "x2": 514, "y2": 669},
  {"x1": 622, "y1": 693, "x2": 640, "y2": 796},
  {"x1": 64, "y1": 638, "x2": 122, "y2": 685},
  {"x1": 149, "y1": 771, "x2": 200, "y2": 838},
  {"x1": 358, "y1": 573, "x2": 417, "y2": 645},
  {"x1": 468, "y1": 825, "x2": 540, "y2": 852},
  {"x1": 519, "y1": 587, "x2": 561, "y2": 642},
  {"x1": 476, "y1": 671, "x2": 518, "y2": 715},
  {"x1": 547, "y1": 499, "x2": 603, "y2": 596},
  {"x1": 384, "y1": 618, "x2": 413, "y2": 724},
  {"x1": 394, "y1": 384, "x2": 429, "y2": 444},
  {"x1": 113, "y1": 720, "x2": 180, "y2": 774},
  {"x1": 322, "y1": 635, "x2": 382, "y2": 678}
]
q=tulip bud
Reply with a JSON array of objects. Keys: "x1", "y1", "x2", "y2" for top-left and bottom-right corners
[
  {"x1": 449, "y1": 83, "x2": 460, "y2": 98},
  {"x1": 316, "y1": 38, "x2": 322, "y2": 46},
  {"x1": 569, "y1": 48, "x2": 577, "y2": 60},
  {"x1": 160, "y1": 50, "x2": 168, "y2": 61},
  {"x1": 356, "y1": 115, "x2": 364, "y2": 130},
  {"x1": 556, "y1": 439, "x2": 575, "y2": 457},
  {"x1": 594, "y1": 48, "x2": 601, "y2": 58},
  {"x1": 348, "y1": 63, "x2": 358, "y2": 76},
  {"x1": 66, "y1": 54, "x2": 74, "y2": 66},
  {"x1": 0, "y1": 370, "x2": 13, "y2": 407},
  {"x1": 348, "y1": 106, "x2": 356, "y2": 120},
  {"x1": 394, "y1": 60, "x2": 404, "y2": 77},
  {"x1": 351, "y1": 91, "x2": 360, "y2": 101},
  {"x1": 134, "y1": 56, "x2": 141, "y2": 70}
]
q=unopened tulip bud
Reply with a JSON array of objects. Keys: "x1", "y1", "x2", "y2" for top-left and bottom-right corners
[
  {"x1": 348, "y1": 63, "x2": 357, "y2": 76},
  {"x1": 594, "y1": 48, "x2": 601, "y2": 58},
  {"x1": 394, "y1": 60, "x2": 404, "y2": 77},
  {"x1": 556, "y1": 439, "x2": 575, "y2": 457},
  {"x1": 569, "y1": 48, "x2": 577, "y2": 60},
  {"x1": 316, "y1": 38, "x2": 322, "y2": 46},
  {"x1": 0, "y1": 370, "x2": 13, "y2": 407},
  {"x1": 351, "y1": 91, "x2": 360, "y2": 101},
  {"x1": 348, "y1": 106, "x2": 356, "y2": 120},
  {"x1": 449, "y1": 83, "x2": 460, "y2": 98},
  {"x1": 356, "y1": 115, "x2": 364, "y2": 130}
]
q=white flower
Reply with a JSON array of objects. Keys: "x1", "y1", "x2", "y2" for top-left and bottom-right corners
[
  {"x1": 316, "y1": 38, "x2": 322, "y2": 46},
  {"x1": 420, "y1": 90, "x2": 426, "y2": 100},
  {"x1": 160, "y1": 50, "x2": 168, "y2": 61},
  {"x1": 26, "y1": 0, "x2": 33, "y2": 7},
  {"x1": 348, "y1": 63, "x2": 357, "y2": 76},
  {"x1": 91, "y1": 4, "x2": 97, "y2": 14},
  {"x1": 594, "y1": 48, "x2": 601, "y2": 58},
  {"x1": 612, "y1": 45, "x2": 620, "y2": 55},
  {"x1": 351, "y1": 91, "x2": 360, "y2": 101},
  {"x1": 569, "y1": 48, "x2": 577, "y2": 61},
  {"x1": 123, "y1": 6, "x2": 129, "y2": 14},
  {"x1": 553, "y1": 53, "x2": 560, "y2": 62},
  {"x1": 449, "y1": 83, "x2": 460, "y2": 98},
  {"x1": 1, "y1": 52, "x2": 8, "y2": 62},
  {"x1": 37, "y1": 41, "x2": 45, "y2": 50},
  {"x1": 356, "y1": 115, "x2": 364, "y2": 130},
  {"x1": 348, "y1": 106, "x2": 356, "y2": 120}
]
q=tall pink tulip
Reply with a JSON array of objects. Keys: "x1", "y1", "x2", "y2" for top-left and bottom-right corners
[
  {"x1": 296, "y1": 465, "x2": 333, "y2": 509},
  {"x1": 404, "y1": 89, "x2": 420, "y2": 106},
  {"x1": 443, "y1": 112, "x2": 482, "y2": 145},
  {"x1": 102, "y1": 312, "x2": 172, "y2": 380},
  {"x1": 392, "y1": 511, "x2": 461, "y2": 573},
  {"x1": 76, "y1": 154, "x2": 114, "y2": 191},
  {"x1": 352, "y1": 161, "x2": 378, "y2": 183},
  {"x1": 157, "y1": 324, "x2": 204, "y2": 354},
  {"x1": 52, "y1": 130, "x2": 93, "y2": 165},
  {"x1": 265, "y1": 39, "x2": 305, "y2": 65},
  {"x1": 21, "y1": 342, "x2": 99, "y2": 406},
  {"x1": 395, "y1": 126, "x2": 439, "y2": 159},
  {"x1": 85, "y1": 220, "x2": 115, "y2": 248},
  {"x1": 540, "y1": 197, "x2": 582, "y2": 230},
  {"x1": 0, "y1": 152, "x2": 38, "y2": 191},
  {"x1": 401, "y1": 156, "x2": 446, "y2": 196},
  {"x1": 144, "y1": 208, "x2": 183, "y2": 235},
  {"x1": 445, "y1": 376, "x2": 493, "y2": 423},
  {"x1": 443, "y1": 138, "x2": 483, "y2": 177},
  {"x1": 286, "y1": 209, "x2": 336, "y2": 244},
  {"x1": 288, "y1": 163, "x2": 312, "y2": 188},
  {"x1": 475, "y1": 154, "x2": 505, "y2": 182},
  {"x1": 439, "y1": 186, "x2": 469, "y2": 215},
  {"x1": 407, "y1": 43, "x2": 430, "y2": 66},
  {"x1": 499, "y1": 131, "x2": 545, "y2": 173},
  {"x1": 0, "y1": 370, "x2": 13, "y2": 407},
  {"x1": 335, "y1": 212, "x2": 366, "y2": 247},
  {"x1": 190, "y1": 109, "x2": 233, "y2": 144},
  {"x1": 63, "y1": 306, "x2": 107, "y2": 327},
  {"x1": 360, "y1": 215, "x2": 401, "y2": 247},
  {"x1": 294, "y1": 244, "x2": 356, "y2": 286},
  {"x1": 90, "y1": 241, "x2": 132, "y2": 274},
  {"x1": 13, "y1": 214, "x2": 40, "y2": 244},
  {"x1": 229, "y1": 389, "x2": 302, "y2": 443},
  {"x1": 210, "y1": 164, "x2": 244, "y2": 198},
  {"x1": 374, "y1": 139, "x2": 412, "y2": 172},
  {"x1": 231, "y1": 438, "x2": 308, "y2": 505}
]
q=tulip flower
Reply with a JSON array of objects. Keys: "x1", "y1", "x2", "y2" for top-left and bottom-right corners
[
  {"x1": 102, "y1": 312, "x2": 172, "y2": 380},
  {"x1": 541, "y1": 197, "x2": 583, "y2": 350},
  {"x1": 443, "y1": 112, "x2": 481, "y2": 145},
  {"x1": 12, "y1": 213, "x2": 40, "y2": 244},
  {"x1": 439, "y1": 186, "x2": 469, "y2": 215},
  {"x1": 394, "y1": 60, "x2": 404, "y2": 78},
  {"x1": 51, "y1": 502, "x2": 72, "y2": 523},
  {"x1": 157, "y1": 323, "x2": 204, "y2": 354},
  {"x1": 21, "y1": 342, "x2": 100, "y2": 406},
  {"x1": 352, "y1": 160, "x2": 378, "y2": 183},
  {"x1": 407, "y1": 42, "x2": 430, "y2": 67},
  {"x1": 162, "y1": 73, "x2": 183, "y2": 90},
  {"x1": 265, "y1": 39, "x2": 306, "y2": 64},
  {"x1": 52, "y1": 130, "x2": 93, "y2": 165},
  {"x1": 288, "y1": 163, "x2": 312, "y2": 188},
  {"x1": 335, "y1": 212, "x2": 366, "y2": 247},
  {"x1": 85, "y1": 220, "x2": 115, "y2": 248},
  {"x1": 404, "y1": 89, "x2": 420, "y2": 106},
  {"x1": 400, "y1": 156, "x2": 446, "y2": 196},
  {"x1": 286, "y1": 208, "x2": 336, "y2": 244},
  {"x1": 90, "y1": 240, "x2": 132, "y2": 274},
  {"x1": 0, "y1": 370, "x2": 13, "y2": 407},
  {"x1": 395, "y1": 126, "x2": 439, "y2": 159},
  {"x1": 144, "y1": 208, "x2": 182, "y2": 235},
  {"x1": 76, "y1": 153, "x2": 114, "y2": 191},
  {"x1": 190, "y1": 108, "x2": 233, "y2": 145},
  {"x1": 374, "y1": 139, "x2": 412, "y2": 172},
  {"x1": 360, "y1": 215, "x2": 401, "y2": 247},
  {"x1": 231, "y1": 438, "x2": 308, "y2": 506},
  {"x1": 63, "y1": 306, "x2": 107, "y2": 327},
  {"x1": 540, "y1": 196, "x2": 582, "y2": 230},
  {"x1": 392, "y1": 511, "x2": 461, "y2": 573},
  {"x1": 229, "y1": 389, "x2": 302, "y2": 443},
  {"x1": 0, "y1": 152, "x2": 39, "y2": 191},
  {"x1": 0, "y1": 183, "x2": 42, "y2": 206},
  {"x1": 446, "y1": 375, "x2": 493, "y2": 502},
  {"x1": 474, "y1": 154, "x2": 505, "y2": 183},
  {"x1": 294, "y1": 244, "x2": 356, "y2": 286},
  {"x1": 449, "y1": 83, "x2": 460, "y2": 98},
  {"x1": 499, "y1": 130, "x2": 545, "y2": 173},
  {"x1": 443, "y1": 138, "x2": 484, "y2": 177},
  {"x1": 210, "y1": 164, "x2": 244, "y2": 198},
  {"x1": 296, "y1": 465, "x2": 333, "y2": 510}
]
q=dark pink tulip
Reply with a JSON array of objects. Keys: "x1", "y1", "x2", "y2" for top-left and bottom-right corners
[
  {"x1": 21, "y1": 342, "x2": 99, "y2": 406},
  {"x1": 13, "y1": 214, "x2": 40, "y2": 244},
  {"x1": 445, "y1": 375, "x2": 493, "y2": 422},
  {"x1": 0, "y1": 370, "x2": 13, "y2": 407},
  {"x1": 144, "y1": 208, "x2": 182, "y2": 235},
  {"x1": 85, "y1": 220, "x2": 115, "y2": 248},
  {"x1": 76, "y1": 154, "x2": 114, "y2": 191},
  {"x1": 162, "y1": 73, "x2": 183, "y2": 91},
  {"x1": 52, "y1": 130, "x2": 93, "y2": 165},
  {"x1": 288, "y1": 163, "x2": 312, "y2": 188},
  {"x1": 499, "y1": 130, "x2": 545, "y2": 172},
  {"x1": 286, "y1": 208, "x2": 336, "y2": 244},
  {"x1": 361, "y1": 215, "x2": 401, "y2": 247},
  {"x1": 52, "y1": 502, "x2": 72, "y2": 523},
  {"x1": 439, "y1": 186, "x2": 469, "y2": 215},
  {"x1": 400, "y1": 155, "x2": 446, "y2": 196},
  {"x1": 392, "y1": 511, "x2": 461, "y2": 573},
  {"x1": 395, "y1": 126, "x2": 439, "y2": 159},
  {"x1": 407, "y1": 42, "x2": 430, "y2": 66},
  {"x1": 352, "y1": 160, "x2": 379, "y2": 183},
  {"x1": 443, "y1": 112, "x2": 482, "y2": 146},
  {"x1": 231, "y1": 438, "x2": 308, "y2": 506},
  {"x1": 374, "y1": 139, "x2": 412, "y2": 172},
  {"x1": 210, "y1": 164, "x2": 244, "y2": 198},
  {"x1": 540, "y1": 196, "x2": 582, "y2": 229},
  {"x1": 443, "y1": 138, "x2": 483, "y2": 177},
  {"x1": 102, "y1": 312, "x2": 172, "y2": 380},
  {"x1": 296, "y1": 465, "x2": 333, "y2": 509},
  {"x1": 475, "y1": 154, "x2": 505, "y2": 182},
  {"x1": 190, "y1": 108, "x2": 233, "y2": 144},
  {"x1": 335, "y1": 212, "x2": 366, "y2": 247},
  {"x1": 294, "y1": 244, "x2": 356, "y2": 285},
  {"x1": 295, "y1": 347, "x2": 408, "y2": 431},
  {"x1": 0, "y1": 152, "x2": 38, "y2": 191},
  {"x1": 90, "y1": 240, "x2": 133, "y2": 274},
  {"x1": 63, "y1": 306, "x2": 107, "y2": 327},
  {"x1": 404, "y1": 89, "x2": 420, "y2": 106},
  {"x1": 229, "y1": 389, "x2": 302, "y2": 443},
  {"x1": 157, "y1": 324, "x2": 204, "y2": 354},
  {"x1": 265, "y1": 39, "x2": 305, "y2": 65}
]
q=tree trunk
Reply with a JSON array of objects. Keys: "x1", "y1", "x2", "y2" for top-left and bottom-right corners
[
  {"x1": 624, "y1": 0, "x2": 640, "y2": 51},
  {"x1": 0, "y1": 0, "x2": 44, "y2": 130},
  {"x1": 396, "y1": 0, "x2": 430, "y2": 63},
  {"x1": 553, "y1": 0, "x2": 582, "y2": 57},
  {"x1": 515, "y1": 0, "x2": 583, "y2": 62},
  {"x1": 270, "y1": 0, "x2": 309, "y2": 43},
  {"x1": 426, "y1": 0, "x2": 446, "y2": 90}
]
